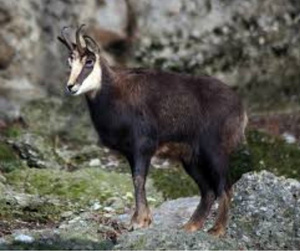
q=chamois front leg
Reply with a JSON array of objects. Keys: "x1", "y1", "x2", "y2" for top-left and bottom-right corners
[{"x1": 127, "y1": 153, "x2": 152, "y2": 230}]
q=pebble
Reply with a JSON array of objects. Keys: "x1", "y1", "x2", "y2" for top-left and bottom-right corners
[
  {"x1": 61, "y1": 211, "x2": 73, "y2": 218},
  {"x1": 103, "y1": 206, "x2": 115, "y2": 212},
  {"x1": 91, "y1": 201, "x2": 102, "y2": 211},
  {"x1": 89, "y1": 158, "x2": 101, "y2": 167},
  {"x1": 282, "y1": 132, "x2": 296, "y2": 144},
  {"x1": 14, "y1": 234, "x2": 34, "y2": 243}
]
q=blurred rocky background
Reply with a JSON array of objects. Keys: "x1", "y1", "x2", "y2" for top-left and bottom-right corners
[{"x1": 0, "y1": 0, "x2": 300, "y2": 249}]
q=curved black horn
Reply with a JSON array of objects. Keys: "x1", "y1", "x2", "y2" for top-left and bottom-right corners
[
  {"x1": 76, "y1": 24, "x2": 86, "y2": 55},
  {"x1": 83, "y1": 35, "x2": 100, "y2": 53},
  {"x1": 60, "y1": 26, "x2": 74, "y2": 51}
]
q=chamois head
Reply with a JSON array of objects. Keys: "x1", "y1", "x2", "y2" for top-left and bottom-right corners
[{"x1": 58, "y1": 24, "x2": 102, "y2": 96}]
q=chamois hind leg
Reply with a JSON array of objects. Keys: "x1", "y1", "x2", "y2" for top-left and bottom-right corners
[
  {"x1": 181, "y1": 158, "x2": 216, "y2": 232},
  {"x1": 208, "y1": 184, "x2": 233, "y2": 237},
  {"x1": 204, "y1": 149, "x2": 230, "y2": 237},
  {"x1": 183, "y1": 144, "x2": 230, "y2": 235}
]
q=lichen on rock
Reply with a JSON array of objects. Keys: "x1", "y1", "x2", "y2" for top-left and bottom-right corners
[{"x1": 115, "y1": 171, "x2": 300, "y2": 250}]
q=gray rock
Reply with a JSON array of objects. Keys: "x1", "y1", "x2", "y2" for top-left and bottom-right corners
[
  {"x1": 1, "y1": 171, "x2": 299, "y2": 250},
  {"x1": 0, "y1": 0, "x2": 130, "y2": 121},
  {"x1": 133, "y1": 0, "x2": 300, "y2": 110},
  {"x1": 8, "y1": 133, "x2": 61, "y2": 169},
  {"x1": 0, "y1": 35, "x2": 14, "y2": 69},
  {"x1": 116, "y1": 171, "x2": 300, "y2": 250}
]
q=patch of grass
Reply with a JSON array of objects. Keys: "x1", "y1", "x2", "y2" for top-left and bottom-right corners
[
  {"x1": 0, "y1": 141, "x2": 24, "y2": 173},
  {"x1": 2, "y1": 125, "x2": 23, "y2": 138}
]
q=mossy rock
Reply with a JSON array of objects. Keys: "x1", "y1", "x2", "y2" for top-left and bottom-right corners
[
  {"x1": 21, "y1": 98, "x2": 97, "y2": 144},
  {"x1": 4, "y1": 167, "x2": 163, "y2": 211},
  {"x1": 0, "y1": 192, "x2": 68, "y2": 224},
  {"x1": 9, "y1": 133, "x2": 62, "y2": 169}
]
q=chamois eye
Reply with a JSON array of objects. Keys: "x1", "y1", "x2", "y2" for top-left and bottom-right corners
[{"x1": 85, "y1": 59, "x2": 94, "y2": 68}]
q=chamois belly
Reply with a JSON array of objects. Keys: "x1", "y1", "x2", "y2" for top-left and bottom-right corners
[{"x1": 155, "y1": 142, "x2": 192, "y2": 161}]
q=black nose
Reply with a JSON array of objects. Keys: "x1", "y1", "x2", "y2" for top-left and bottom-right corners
[{"x1": 65, "y1": 85, "x2": 74, "y2": 95}]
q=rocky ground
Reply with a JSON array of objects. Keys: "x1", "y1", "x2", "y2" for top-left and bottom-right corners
[
  {"x1": 0, "y1": 98, "x2": 300, "y2": 250},
  {"x1": 1, "y1": 0, "x2": 300, "y2": 250},
  {"x1": 0, "y1": 170, "x2": 299, "y2": 250}
]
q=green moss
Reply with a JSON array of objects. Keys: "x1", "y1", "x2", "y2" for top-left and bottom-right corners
[
  {"x1": 229, "y1": 143, "x2": 253, "y2": 183},
  {"x1": 151, "y1": 166, "x2": 199, "y2": 200},
  {"x1": 5, "y1": 168, "x2": 133, "y2": 206},
  {"x1": 0, "y1": 141, "x2": 16, "y2": 160},
  {"x1": 4, "y1": 167, "x2": 162, "y2": 211},
  {"x1": 0, "y1": 141, "x2": 24, "y2": 173},
  {"x1": 246, "y1": 129, "x2": 300, "y2": 179},
  {"x1": 2, "y1": 125, "x2": 23, "y2": 138},
  {"x1": 0, "y1": 197, "x2": 67, "y2": 224}
]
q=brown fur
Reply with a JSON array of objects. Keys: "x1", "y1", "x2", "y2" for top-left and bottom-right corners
[{"x1": 59, "y1": 27, "x2": 247, "y2": 235}]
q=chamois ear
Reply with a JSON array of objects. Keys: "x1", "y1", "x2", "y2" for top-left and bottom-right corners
[{"x1": 84, "y1": 35, "x2": 101, "y2": 55}]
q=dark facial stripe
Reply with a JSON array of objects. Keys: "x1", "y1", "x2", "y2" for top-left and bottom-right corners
[
  {"x1": 76, "y1": 64, "x2": 94, "y2": 85},
  {"x1": 75, "y1": 53, "x2": 96, "y2": 85}
]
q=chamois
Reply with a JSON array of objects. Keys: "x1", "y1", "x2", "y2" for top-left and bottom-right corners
[{"x1": 58, "y1": 25, "x2": 247, "y2": 236}]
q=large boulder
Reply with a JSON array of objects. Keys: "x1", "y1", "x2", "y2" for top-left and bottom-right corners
[
  {"x1": 134, "y1": 0, "x2": 300, "y2": 110},
  {"x1": 116, "y1": 171, "x2": 300, "y2": 250}
]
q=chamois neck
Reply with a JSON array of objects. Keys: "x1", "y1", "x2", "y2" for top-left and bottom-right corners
[{"x1": 85, "y1": 56, "x2": 116, "y2": 100}]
